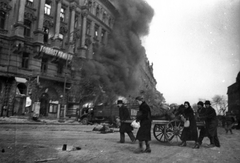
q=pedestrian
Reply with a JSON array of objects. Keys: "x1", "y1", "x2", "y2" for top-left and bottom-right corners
[
  {"x1": 135, "y1": 96, "x2": 152, "y2": 153},
  {"x1": 203, "y1": 100, "x2": 220, "y2": 148},
  {"x1": 179, "y1": 101, "x2": 199, "y2": 148},
  {"x1": 196, "y1": 101, "x2": 211, "y2": 148},
  {"x1": 117, "y1": 100, "x2": 136, "y2": 143},
  {"x1": 224, "y1": 112, "x2": 234, "y2": 134}
]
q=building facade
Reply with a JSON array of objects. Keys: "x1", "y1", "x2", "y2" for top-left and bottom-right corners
[
  {"x1": 227, "y1": 71, "x2": 240, "y2": 119},
  {"x1": 0, "y1": 0, "x2": 117, "y2": 118}
]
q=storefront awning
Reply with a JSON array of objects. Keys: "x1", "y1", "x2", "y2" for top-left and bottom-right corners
[{"x1": 15, "y1": 77, "x2": 27, "y2": 83}]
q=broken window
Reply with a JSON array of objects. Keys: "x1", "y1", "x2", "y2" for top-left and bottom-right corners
[
  {"x1": 41, "y1": 57, "x2": 48, "y2": 73},
  {"x1": 24, "y1": 19, "x2": 31, "y2": 37},
  {"x1": 0, "y1": 11, "x2": 6, "y2": 29},
  {"x1": 22, "y1": 52, "x2": 29, "y2": 69},
  {"x1": 44, "y1": 0, "x2": 51, "y2": 15},
  {"x1": 60, "y1": 8, "x2": 65, "y2": 22}
]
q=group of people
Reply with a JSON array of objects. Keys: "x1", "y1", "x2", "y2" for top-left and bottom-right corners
[
  {"x1": 178, "y1": 101, "x2": 220, "y2": 149},
  {"x1": 117, "y1": 97, "x2": 221, "y2": 154}
]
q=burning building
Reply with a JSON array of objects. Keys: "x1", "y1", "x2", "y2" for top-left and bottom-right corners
[{"x1": 0, "y1": 0, "x2": 162, "y2": 119}]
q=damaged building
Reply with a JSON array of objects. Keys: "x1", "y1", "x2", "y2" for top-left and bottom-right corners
[{"x1": 0, "y1": 0, "x2": 159, "y2": 118}]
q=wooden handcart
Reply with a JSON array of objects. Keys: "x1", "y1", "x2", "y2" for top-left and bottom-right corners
[{"x1": 152, "y1": 119, "x2": 205, "y2": 143}]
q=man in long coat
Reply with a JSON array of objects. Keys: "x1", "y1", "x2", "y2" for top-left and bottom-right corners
[
  {"x1": 196, "y1": 101, "x2": 211, "y2": 148},
  {"x1": 203, "y1": 100, "x2": 220, "y2": 148},
  {"x1": 117, "y1": 100, "x2": 136, "y2": 143},
  {"x1": 135, "y1": 96, "x2": 152, "y2": 153}
]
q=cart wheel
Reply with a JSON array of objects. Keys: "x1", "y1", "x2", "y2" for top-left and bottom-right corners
[
  {"x1": 164, "y1": 120, "x2": 183, "y2": 143},
  {"x1": 81, "y1": 117, "x2": 88, "y2": 125},
  {"x1": 153, "y1": 124, "x2": 168, "y2": 142}
]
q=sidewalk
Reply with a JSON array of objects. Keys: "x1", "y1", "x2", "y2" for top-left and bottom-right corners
[{"x1": 0, "y1": 116, "x2": 81, "y2": 125}]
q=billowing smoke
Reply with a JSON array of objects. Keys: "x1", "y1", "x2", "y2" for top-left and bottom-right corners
[{"x1": 81, "y1": 0, "x2": 154, "y2": 99}]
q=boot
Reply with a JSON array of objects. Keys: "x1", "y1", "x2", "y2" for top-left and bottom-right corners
[
  {"x1": 178, "y1": 141, "x2": 186, "y2": 147},
  {"x1": 118, "y1": 133, "x2": 125, "y2": 143},
  {"x1": 134, "y1": 141, "x2": 144, "y2": 154},
  {"x1": 127, "y1": 132, "x2": 136, "y2": 143},
  {"x1": 207, "y1": 138, "x2": 215, "y2": 148},
  {"x1": 144, "y1": 141, "x2": 151, "y2": 153},
  {"x1": 192, "y1": 142, "x2": 200, "y2": 149}
]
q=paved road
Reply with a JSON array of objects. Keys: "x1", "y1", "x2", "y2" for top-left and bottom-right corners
[{"x1": 0, "y1": 124, "x2": 240, "y2": 163}]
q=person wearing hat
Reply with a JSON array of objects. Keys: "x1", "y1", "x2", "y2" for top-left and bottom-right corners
[
  {"x1": 224, "y1": 112, "x2": 235, "y2": 134},
  {"x1": 134, "y1": 96, "x2": 152, "y2": 153},
  {"x1": 117, "y1": 100, "x2": 136, "y2": 143},
  {"x1": 203, "y1": 100, "x2": 220, "y2": 148},
  {"x1": 196, "y1": 101, "x2": 211, "y2": 148}
]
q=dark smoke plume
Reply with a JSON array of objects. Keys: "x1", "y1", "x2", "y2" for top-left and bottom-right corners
[{"x1": 81, "y1": 0, "x2": 154, "y2": 99}]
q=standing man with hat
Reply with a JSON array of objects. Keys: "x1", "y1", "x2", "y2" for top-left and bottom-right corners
[
  {"x1": 117, "y1": 100, "x2": 136, "y2": 143},
  {"x1": 196, "y1": 101, "x2": 211, "y2": 148},
  {"x1": 203, "y1": 100, "x2": 220, "y2": 148}
]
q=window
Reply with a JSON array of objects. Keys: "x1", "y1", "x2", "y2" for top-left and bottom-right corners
[
  {"x1": 24, "y1": 19, "x2": 31, "y2": 37},
  {"x1": 88, "y1": 0, "x2": 92, "y2": 10},
  {"x1": 43, "y1": 27, "x2": 49, "y2": 43},
  {"x1": 22, "y1": 52, "x2": 29, "y2": 69},
  {"x1": 86, "y1": 20, "x2": 91, "y2": 35},
  {"x1": 41, "y1": 57, "x2": 48, "y2": 73},
  {"x1": 103, "y1": 12, "x2": 107, "y2": 22},
  {"x1": 26, "y1": 0, "x2": 33, "y2": 7},
  {"x1": 59, "y1": 32, "x2": 63, "y2": 40},
  {"x1": 101, "y1": 29, "x2": 106, "y2": 42},
  {"x1": 59, "y1": 29, "x2": 64, "y2": 47},
  {"x1": 109, "y1": 17, "x2": 112, "y2": 26},
  {"x1": 96, "y1": 6, "x2": 100, "y2": 17},
  {"x1": 92, "y1": 43, "x2": 96, "y2": 55},
  {"x1": 94, "y1": 25, "x2": 99, "y2": 38},
  {"x1": 57, "y1": 63, "x2": 63, "y2": 74},
  {"x1": 74, "y1": 15, "x2": 78, "y2": 28},
  {"x1": 0, "y1": 11, "x2": 6, "y2": 29},
  {"x1": 60, "y1": 8, "x2": 65, "y2": 22},
  {"x1": 49, "y1": 104, "x2": 58, "y2": 113},
  {"x1": 44, "y1": 0, "x2": 51, "y2": 15}
]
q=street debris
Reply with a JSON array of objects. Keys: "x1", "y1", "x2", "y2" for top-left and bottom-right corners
[
  {"x1": 69, "y1": 146, "x2": 82, "y2": 151},
  {"x1": 34, "y1": 157, "x2": 58, "y2": 162},
  {"x1": 62, "y1": 144, "x2": 67, "y2": 151},
  {"x1": 92, "y1": 124, "x2": 114, "y2": 133}
]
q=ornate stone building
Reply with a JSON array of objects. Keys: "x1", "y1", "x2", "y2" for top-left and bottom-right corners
[{"x1": 0, "y1": 0, "x2": 117, "y2": 117}]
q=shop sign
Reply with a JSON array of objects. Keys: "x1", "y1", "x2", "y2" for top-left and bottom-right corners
[{"x1": 39, "y1": 45, "x2": 73, "y2": 61}]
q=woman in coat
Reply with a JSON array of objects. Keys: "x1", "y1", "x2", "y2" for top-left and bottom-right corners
[
  {"x1": 179, "y1": 101, "x2": 199, "y2": 148},
  {"x1": 135, "y1": 96, "x2": 152, "y2": 153}
]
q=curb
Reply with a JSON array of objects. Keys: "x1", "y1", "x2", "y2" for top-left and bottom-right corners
[{"x1": 0, "y1": 122, "x2": 82, "y2": 125}]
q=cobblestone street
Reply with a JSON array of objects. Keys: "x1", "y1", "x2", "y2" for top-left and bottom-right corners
[{"x1": 0, "y1": 123, "x2": 240, "y2": 163}]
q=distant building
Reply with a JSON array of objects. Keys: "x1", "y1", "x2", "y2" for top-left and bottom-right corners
[
  {"x1": 0, "y1": 0, "x2": 117, "y2": 118},
  {"x1": 227, "y1": 71, "x2": 240, "y2": 120}
]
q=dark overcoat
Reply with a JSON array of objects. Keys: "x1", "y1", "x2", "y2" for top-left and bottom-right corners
[
  {"x1": 197, "y1": 107, "x2": 208, "y2": 136},
  {"x1": 119, "y1": 105, "x2": 133, "y2": 133},
  {"x1": 180, "y1": 107, "x2": 198, "y2": 142},
  {"x1": 136, "y1": 102, "x2": 152, "y2": 141},
  {"x1": 204, "y1": 106, "x2": 218, "y2": 137},
  {"x1": 202, "y1": 106, "x2": 220, "y2": 147}
]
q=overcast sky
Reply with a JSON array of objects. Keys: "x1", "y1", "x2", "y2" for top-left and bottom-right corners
[{"x1": 143, "y1": 0, "x2": 240, "y2": 105}]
